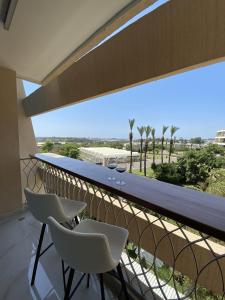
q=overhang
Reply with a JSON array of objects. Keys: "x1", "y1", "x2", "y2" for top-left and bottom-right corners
[
  {"x1": 23, "y1": 0, "x2": 225, "y2": 117},
  {"x1": 0, "y1": 0, "x2": 154, "y2": 84}
]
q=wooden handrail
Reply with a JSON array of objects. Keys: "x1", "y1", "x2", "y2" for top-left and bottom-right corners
[{"x1": 32, "y1": 153, "x2": 225, "y2": 241}]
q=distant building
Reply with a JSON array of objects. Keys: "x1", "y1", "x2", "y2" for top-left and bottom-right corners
[
  {"x1": 80, "y1": 147, "x2": 139, "y2": 165},
  {"x1": 214, "y1": 129, "x2": 225, "y2": 146}
]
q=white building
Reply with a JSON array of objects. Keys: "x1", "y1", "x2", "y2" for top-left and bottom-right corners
[
  {"x1": 80, "y1": 147, "x2": 139, "y2": 165},
  {"x1": 214, "y1": 129, "x2": 225, "y2": 146}
]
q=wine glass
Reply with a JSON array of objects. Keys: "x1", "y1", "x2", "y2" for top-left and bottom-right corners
[
  {"x1": 115, "y1": 161, "x2": 127, "y2": 186},
  {"x1": 106, "y1": 158, "x2": 117, "y2": 181},
  {"x1": 95, "y1": 156, "x2": 102, "y2": 165}
]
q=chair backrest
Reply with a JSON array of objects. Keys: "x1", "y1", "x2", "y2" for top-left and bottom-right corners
[
  {"x1": 24, "y1": 188, "x2": 68, "y2": 224},
  {"x1": 47, "y1": 216, "x2": 116, "y2": 274}
]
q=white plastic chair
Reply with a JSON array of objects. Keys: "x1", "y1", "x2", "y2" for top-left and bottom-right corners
[
  {"x1": 47, "y1": 216, "x2": 129, "y2": 300},
  {"x1": 24, "y1": 188, "x2": 87, "y2": 286}
]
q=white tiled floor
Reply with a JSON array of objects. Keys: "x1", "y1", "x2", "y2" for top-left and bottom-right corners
[{"x1": 0, "y1": 211, "x2": 116, "y2": 300}]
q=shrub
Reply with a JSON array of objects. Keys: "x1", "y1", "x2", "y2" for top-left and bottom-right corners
[
  {"x1": 151, "y1": 162, "x2": 157, "y2": 170},
  {"x1": 41, "y1": 140, "x2": 54, "y2": 153},
  {"x1": 154, "y1": 163, "x2": 185, "y2": 185},
  {"x1": 110, "y1": 141, "x2": 124, "y2": 149},
  {"x1": 59, "y1": 143, "x2": 80, "y2": 159},
  {"x1": 178, "y1": 151, "x2": 209, "y2": 184},
  {"x1": 177, "y1": 145, "x2": 225, "y2": 184},
  {"x1": 206, "y1": 169, "x2": 225, "y2": 197}
]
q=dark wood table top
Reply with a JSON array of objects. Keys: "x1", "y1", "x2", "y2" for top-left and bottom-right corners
[{"x1": 33, "y1": 153, "x2": 225, "y2": 241}]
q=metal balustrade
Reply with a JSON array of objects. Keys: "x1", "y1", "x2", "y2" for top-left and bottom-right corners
[{"x1": 20, "y1": 154, "x2": 225, "y2": 300}]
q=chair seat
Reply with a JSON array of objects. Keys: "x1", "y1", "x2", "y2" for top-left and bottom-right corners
[
  {"x1": 73, "y1": 219, "x2": 128, "y2": 266},
  {"x1": 59, "y1": 197, "x2": 87, "y2": 221}
]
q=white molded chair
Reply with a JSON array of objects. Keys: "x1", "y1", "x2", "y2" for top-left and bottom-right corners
[
  {"x1": 47, "y1": 216, "x2": 129, "y2": 300},
  {"x1": 24, "y1": 188, "x2": 87, "y2": 286}
]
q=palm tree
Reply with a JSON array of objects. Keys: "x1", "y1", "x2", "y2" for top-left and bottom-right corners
[
  {"x1": 144, "y1": 126, "x2": 151, "y2": 176},
  {"x1": 161, "y1": 126, "x2": 169, "y2": 164},
  {"x1": 169, "y1": 126, "x2": 179, "y2": 163},
  {"x1": 151, "y1": 128, "x2": 156, "y2": 167},
  {"x1": 129, "y1": 119, "x2": 135, "y2": 173},
  {"x1": 137, "y1": 126, "x2": 145, "y2": 172},
  {"x1": 174, "y1": 136, "x2": 177, "y2": 153}
]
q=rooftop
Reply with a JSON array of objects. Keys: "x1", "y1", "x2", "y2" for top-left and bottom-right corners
[{"x1": 80, "y1": 147, "x2": 139, "y2": 158}]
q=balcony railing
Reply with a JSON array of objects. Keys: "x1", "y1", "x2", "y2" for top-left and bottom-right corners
[{"x1": 20, "y1": 153, "x2": 225, "y2": 300}]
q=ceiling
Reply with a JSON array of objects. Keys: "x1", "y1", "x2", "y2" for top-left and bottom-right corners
[{"x1": 0, "y1": 0, "x2": 138, "y2": 83}]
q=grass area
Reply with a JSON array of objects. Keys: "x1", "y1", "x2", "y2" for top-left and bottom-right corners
[{"x1": 132, "y1": 168, "x2": 155, "y2": 178}]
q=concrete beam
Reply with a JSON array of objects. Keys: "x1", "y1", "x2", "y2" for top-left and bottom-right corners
[
  {"x1": 42, "y1": 0, "x2": 157, "y2": 85},
  {"x1": 23, "y1": 0, "x2": 225, "y2": 116}
]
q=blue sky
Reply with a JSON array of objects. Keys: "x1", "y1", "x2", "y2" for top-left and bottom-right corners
[{"x1": 23, "y1": 0, "x2": 225, "y2": 140}]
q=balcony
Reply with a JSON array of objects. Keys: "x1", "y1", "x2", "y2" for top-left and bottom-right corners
[
  {"x1": 9, "y1": 153, "x2": 224, "y2": 300},
  {"x1": 1, "y1": 1, "x2": 225, "y2": 299}
]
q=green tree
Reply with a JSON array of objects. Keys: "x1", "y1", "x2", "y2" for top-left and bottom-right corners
[
  {"x1": 178, "y1": 144, "x2": 225, "y2": 184},
  {"x1": 137, "y1": 126, "x2": 145, "y2": 172},
  {"x1": 190, "y1": 137, "x2": 203, "y2": 144},
  {"x1": 59, "y1": 143, "x2": 80, "y2": 159},
  {"x1": 169, "y1": 126, "x2": 179, "y2": 163},
  {"x1": 110, "y1": 141, "x2": 124, "y2": 149},
  {"x1": 161, "y1": 126, "x2": 169, "y2": 164},
  {"x1": 151, "y1": 128, "x2": 156, "y2": 168},
  {"x1": 41, "y1": 140, "x2": 54, "y2": 153},
  {"x1": 128, "y1": 118, "x2": 135, "y2": 173},
  {"x1": 144, "y1": 126, "x2": 151, "y2": 176}
]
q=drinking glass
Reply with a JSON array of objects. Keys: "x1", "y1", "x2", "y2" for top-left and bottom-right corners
[
  {"x1": 106, "y1": 158, "x2": 117, "y2": 181},
  {"x1": 115, "y1": 162, "x2": 127, "y2": 186},
  {"x1": 95, "y1": 157, "x2": 102, "y2": 165}
]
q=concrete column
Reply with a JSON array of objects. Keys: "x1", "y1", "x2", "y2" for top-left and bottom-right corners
[
  {"x1": 17, "y1": 79, "x2": 40, "y2": 203},
  {"x1": 17, "y1": 79, "x2": 38, "y2": 204},
  {"x1": 0, "y1": 67, "x2": 22, "y2": 216},
  {"x1": 17, "y1": 79, "x2": 37, "y2": 158},
  {"x1": 0, "y1": 69, "x2": 37, "y2": 216}
]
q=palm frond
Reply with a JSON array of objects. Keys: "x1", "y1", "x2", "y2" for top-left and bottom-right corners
[
  {"x1": 137, "y1": 126, "x2": 145, "y2": 137},
  {"x1": 170, "y1": 125, "x2": 179, "y2": 137},
  {"x1": 151, "y1": 128, "x2": 155, "y2": 138},
  {"x1": 145, "y1": 126, "x2": 151, "y2": 138},
  {"x1": 129, "y1": 119, "x2": 135, "y2": 130},
  {"x1": 162, "y1": 125, "x2": 169, "y2": 136}
]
